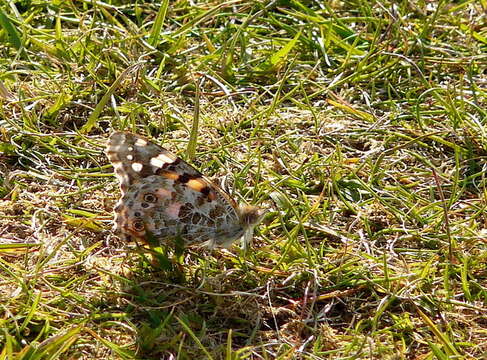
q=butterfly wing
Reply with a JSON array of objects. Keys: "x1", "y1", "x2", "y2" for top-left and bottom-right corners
[
  {"x1": 106, "y1": 131, "x2": 200, "y2": 195},
  {"x1": 114, "y1": 176, "x2": 245, "y2": 247},
  {"x1": 106, "y1": 131, "x2": 243, "y2": 247}
]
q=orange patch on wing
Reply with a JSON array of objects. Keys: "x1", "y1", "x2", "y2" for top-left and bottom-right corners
[
  {"x1": 160, "y1": 171, "x2": 179, "y2": 180},
  {"x1": 187, "y1": 178, "x2": 207, "y2": 192}
]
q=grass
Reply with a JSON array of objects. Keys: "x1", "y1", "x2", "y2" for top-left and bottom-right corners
[{"x1": 0, "y1": 0, "x2": 486, "y2": 359}]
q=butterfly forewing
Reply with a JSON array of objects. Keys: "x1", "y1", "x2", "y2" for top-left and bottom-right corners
[{"x1": 106, "y1": 132, "x2": 199, "y2": 194}]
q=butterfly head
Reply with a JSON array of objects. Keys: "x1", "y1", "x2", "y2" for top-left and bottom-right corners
[
  {"x1": 238, "y1": 205, "x2": 267, "y2": 229},
  {"x1": 236, "y1": 205, "x2": 266, "y2": 251}
]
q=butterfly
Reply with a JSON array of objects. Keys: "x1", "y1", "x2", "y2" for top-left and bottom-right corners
[{"x1": 106, "y1": 131, "x2": 266, "y2": 249}]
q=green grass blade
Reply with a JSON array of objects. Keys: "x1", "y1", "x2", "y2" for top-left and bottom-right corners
[
  {"x1": 148, "y1": 0, "x2": 170, "y2": 46},
  {"x1": 176, "y1": 316, "x2": 214, "y2": 360},
  {"x1": 186, "y1": 78, "x2": 200, "y2": 160},
  {"x1": 225, "y1": 329, "x2": 232, "y2": 360},
  {"x1": 416, "y1": 307, "x2": 460, "y2": 357},
  {"x1": 19, "y1": 291, "x2": 42, "y2": 333},
  {"x1": 269, "y1": 30, "x2": 301, "y2": 67},
  {"x1": 0, "y1": 10, "x2": 22, "y2": 50}
]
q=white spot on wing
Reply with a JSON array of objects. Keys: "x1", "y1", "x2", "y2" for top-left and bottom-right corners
[
  {"x1": 135, "y1": 138, "x2": 147, "y2": 146},
  {"x1": 150, "y1": 153, "x2": 174, "y2": 168},
  {"x1": 112, "y1": 160, "x2": 123, "y2": 169},
  {"x1": 132, "y1": 162, "x2": 143, "y2": 172},
  {"x1": 128, "y1": 146, "x2": 134, "y2": 151},
  {"x1": 126, "y1": 154, "x2": 133, "y2": 160}
]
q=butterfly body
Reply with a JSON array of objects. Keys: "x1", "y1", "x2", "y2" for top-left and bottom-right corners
[{"x1": 106, "y1": 131, "x2": 265, "y2": 248}]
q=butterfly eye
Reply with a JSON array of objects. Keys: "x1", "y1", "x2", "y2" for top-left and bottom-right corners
[
  {"x1": 132, "y1": 219, "x2": 145, "y2": 232},
  {"x1": 143, "y1": 193, "x2": 157, "y2": 203}
]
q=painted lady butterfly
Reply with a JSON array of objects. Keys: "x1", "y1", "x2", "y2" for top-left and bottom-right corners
[{"x1": 106, "y1": 131, "x2": 266, "y2": 249}]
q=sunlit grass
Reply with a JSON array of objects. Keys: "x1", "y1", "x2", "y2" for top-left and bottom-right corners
[{"x1": 0, "y1": 0, "x2": 486, "y2": 359}]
